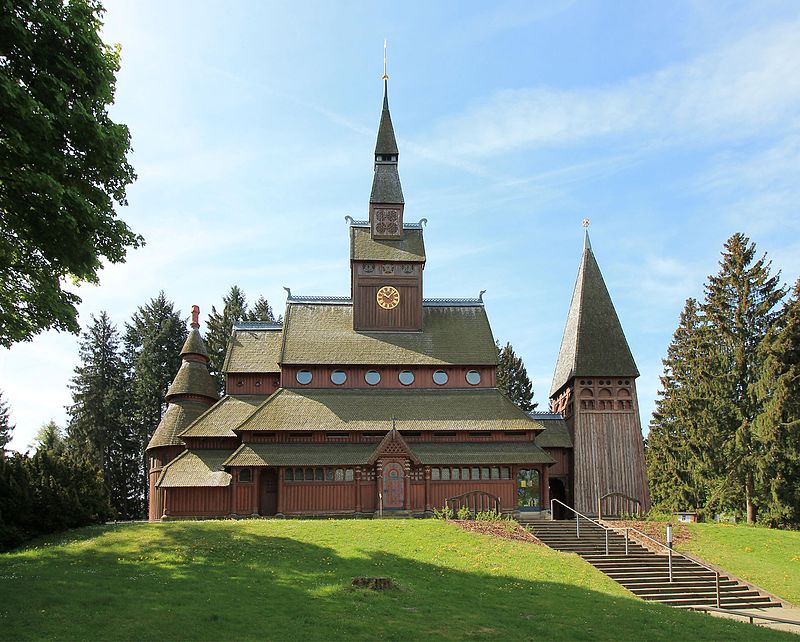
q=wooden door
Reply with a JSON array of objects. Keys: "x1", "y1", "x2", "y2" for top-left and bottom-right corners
[
  {"x1": 260, "y1": 469, "x2": 278, "y2": 516},
  {"x1": 383, "y1": 462, "x2": 404, "y2": 510}
]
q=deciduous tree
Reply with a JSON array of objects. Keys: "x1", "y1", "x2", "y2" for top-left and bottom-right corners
[
  {"x1": 0, "y1": 0, "x2": 141, "y2": 347},
  {"x1": 0, "y1": 391, "x2": 14, "y2": 454}
]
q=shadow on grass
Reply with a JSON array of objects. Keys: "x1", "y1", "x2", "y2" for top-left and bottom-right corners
[{"x1": 0, "y1": 522, "x2": 792, "y2": 641}]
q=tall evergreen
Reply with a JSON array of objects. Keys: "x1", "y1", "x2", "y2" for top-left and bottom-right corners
[
  {"x1": 496, "y1": 342, "x2": 536, "y2": 411},
  {"x1": 246, "y1": 296, "x2": 278, "y2": 323},
  {"x1": 646, "y1": 298, "x2": 706, "y2": 512},
  {"x1": 67, "y1": 313, "x2": 139, "y2": 519},
  {"x1": 700, "y1": 233, "x2": 785, "y2": 522},
  {"x1": 0, "y1": 391, "x2": 14, "y2": 454},
  {"x1": 206, "y1": 285, "x2": 249, "y2": 392},
  {"x1": 31, "y1": 420, "x2": 65, "y2": 456},
  {"x1": 124, "y1": 292, "x2": 187, "y2": 514},
  {"x1": 753, "y1": 279, "x2": 800, "y2": 527}
]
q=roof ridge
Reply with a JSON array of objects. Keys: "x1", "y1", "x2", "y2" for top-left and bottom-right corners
[{"x1": 233, "y1": 322, "x2": 283, "y2": 330}]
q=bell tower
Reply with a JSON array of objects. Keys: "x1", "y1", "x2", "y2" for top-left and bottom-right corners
[
  {"x1": 350, "y1": 47, "x2": 424, "y2": 332},
  {"x1": 549, "y1": 224, "x2": 650, "y2": 515}
]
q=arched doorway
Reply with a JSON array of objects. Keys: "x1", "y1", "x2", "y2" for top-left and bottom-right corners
[
  {"x1": 549, "y1": 478, "x2": 567, "y2": 519},
  {"x1": 516, "y1": 469, "x2": 541, "y2": 510},
  {"x1": 382, "y1": 462, "x2": 404, "y2": 510}
]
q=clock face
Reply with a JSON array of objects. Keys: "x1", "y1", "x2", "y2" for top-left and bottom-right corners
[{"x1": 376, "y1": 286, "x2": 400, "y2": 310}]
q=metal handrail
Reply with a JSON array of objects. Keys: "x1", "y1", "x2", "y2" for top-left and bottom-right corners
[
  {"x1": 551, "y1": 498, "x2": 722, "y2": 608},
  {"x1": 597, "y1": 492, "x2": 642, "y2": 520},
  {"x1": 691, "y1": 606, "x2": 800, "y2": 627}
]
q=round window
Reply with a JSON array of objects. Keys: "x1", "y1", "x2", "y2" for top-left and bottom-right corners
[
  {"x1": 433, "y1": 370, "x2": 449, "y2": 385},
  {"x1": 330, "y1": 370, "x2": 347, "y2": 385},
  {"x1": 296, "y1": 370, "x2": 312, "y2": 385},
  {"x1": 466, "y1": 370, "x2": 481, "y2": 385},
  {"x1": 365, "y1": 370, "x2": 381, "y2": 386},
  {"x1": 399, "y1": 370, "x2": 415, "y2": 386}
]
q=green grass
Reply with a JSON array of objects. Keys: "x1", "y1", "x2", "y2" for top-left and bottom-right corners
[
  {"x1": 0, "y1": 520, "x2": 794, "y2": 641},
  {"x1": 679, "y1": 523, "x2": 800, "y2": 606}
]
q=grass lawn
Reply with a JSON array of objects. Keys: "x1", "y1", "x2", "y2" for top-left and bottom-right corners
[
  {"x1": 679, "y1": 523, "x2": 800, "y2": 606},
  {"x1": 0, "y1": 519, "x2": 794, "y2": 641}
]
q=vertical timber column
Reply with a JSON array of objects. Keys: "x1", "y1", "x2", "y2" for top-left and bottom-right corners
[
  {"x1": 424, "y1": 466, "x2": 432, "y2": 512},
  {"x1": 276, "y1": 468, "x2": 285, "y2": 515},
  {"x1": 542, "y1": 465, "x2": 550, "y2": 513},
  {"x1": 355, "y1": 467, "x2": 363, "y2": 513},
  {"x1": 251, "y1": 469, "x2": 260, "y2": 515},
  {"x1": 403, "y1": 461, "x2": 411, "y2": 510},
  {"x1": 376, "y1": 461, "x2": 384, "y2": 514},
  {"x1": 162, "y1": 488, "x2": 170, "y2": 519}
]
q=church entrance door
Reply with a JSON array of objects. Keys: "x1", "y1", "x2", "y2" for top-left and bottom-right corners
[
  {"x1": 382, "y1": 462, "x2": 404, "y2": 510},
  {"x1": 259, "y1": 469, "x2": 278, "y2": 516}
]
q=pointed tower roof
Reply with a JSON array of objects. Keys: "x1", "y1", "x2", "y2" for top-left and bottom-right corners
[
  {"x1": 369, "y1": 69, "x2": 404, "y2": 205},
  {"x1": 550, "y1": 232, "x2": 639, "y2": 396},
  {"x1": 147, "y1": 306, "x2": 219, "y2": 451},
  {"x1": 375, "y1": 85, "x2": 399, "y2": 156}
]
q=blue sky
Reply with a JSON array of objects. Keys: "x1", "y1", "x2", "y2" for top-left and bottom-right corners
[{"x1": 2, "y1": 0, "x2": 800, "y2": 452}]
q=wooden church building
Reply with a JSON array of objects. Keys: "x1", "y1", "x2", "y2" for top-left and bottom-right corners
[{"x1": 146, "y1": 75, "x2": 649, "y2": 521}]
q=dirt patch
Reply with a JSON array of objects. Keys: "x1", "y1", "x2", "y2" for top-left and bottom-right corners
[
  {"x1": 605, "y1": 520, "x2": 693, "y2": 547},
  {"x1": 452, "y1": 520, "x2": 545, "y2": 545}
]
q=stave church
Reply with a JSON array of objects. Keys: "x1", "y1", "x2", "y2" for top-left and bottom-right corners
[{"x1": 145, "y1": 72, "x2": 650, "y2": 521}]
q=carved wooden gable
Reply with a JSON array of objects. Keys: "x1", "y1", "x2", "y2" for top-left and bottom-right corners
[{"x1": 368, "y1": 428, "x2": 420, "y2": 465}]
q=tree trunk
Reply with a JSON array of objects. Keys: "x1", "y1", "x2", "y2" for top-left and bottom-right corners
[{"x1": 746, "y1": 472, "x2": 756, "y2": 524}]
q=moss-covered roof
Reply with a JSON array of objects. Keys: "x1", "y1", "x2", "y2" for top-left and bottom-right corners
[
  {"x1": 156, "y1": 449, "x2": 233, "y2": 488},
  {"x1": 166, "y1": 361, "x2": 220, "y2": 402},
  {"x1": 550, "y1": 243, "x2": 639, "y2": 396},
  {"x1": 146, "y1": 399, "x2": 211, "y2": 450},
  {"x1": 411, "y1": 441, "x2": 554, "y2": 465},
  {"x1": 225, "y1": 443, "x2": 375, "y2": 467},
  {"x1": 350, "y1": 226, "x2": 424, "y2": 262},
  {"x1": 237, "y1": 388, "x2": 540, "y2": 433},
  {"x1": 281, "y1": 303, "x2": 497, "y2": 366},
  {"x1": 531, "y1": 414, "x2": 573, "y2": 448},
  {"x1": 223, "y1": 328, "x2": 282, "y2": 374},
  {"x1": 180, "y1": 329, "x2": 209, "y2": 359},
  {"x1": 179, "y1": 395, "x2": 267, "y2": 438}
]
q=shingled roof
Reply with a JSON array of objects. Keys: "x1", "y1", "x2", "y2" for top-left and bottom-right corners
[
  {"x1": 350, "y1": 226, "x2": 425, "y2": 262},
  {"x1": 550, "y1": 238, "x2": 639, "y2": 396},
  {"x1": 166, "y1": 360, "x2": 220, "y2": 402},
  {"x1": 237, "y1": 388, "x2": 541, "y2": 433},
  {"x1": 156, "y1": 449, "x2": 233, "y2": 488},
  {"x1": 281, "y1": 303, "x2": 497, "y2": 366},
  {"x1": 530, "y1": 412, "x2": 573, "y2": 448},
  {"x1": 411, "y1": 441, "x2": 553, "y2": 465},
  {"x1": 180, "y1": 329, "x2": 209, "y2": 359},
  {"x1": 223, "y1": 327, "x2": 282, "y2": 374},
  {"x1": 146, "y1": 399, "x2": 210, "y2": 450},
  {"x1": 179, "y1": 394, "x2": 267, "y2": 438}
]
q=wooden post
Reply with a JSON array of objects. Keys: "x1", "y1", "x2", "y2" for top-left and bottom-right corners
[
  {"x1": 403, "y1": 461, "x2": 411, "y2": 510},
  {"x1": 541, "y1": 465, "x2": 550, "y2": 512},
  {"x1": 276, "y1": 468, "x2": 285, "y2": 515},
  {"x1": 424, "y1": 465, "x2": 431, "y2": 512},
  {"x1": 251, "y1": 468, "x2": 260, "y2": 515},
  {"x1": 355, "y1": 467, "x2": 362, "y2": 514}
]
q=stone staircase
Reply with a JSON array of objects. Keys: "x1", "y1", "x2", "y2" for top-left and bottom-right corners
[{"x1": 527, "y1": 519, "x2": 782, "y2": 610}]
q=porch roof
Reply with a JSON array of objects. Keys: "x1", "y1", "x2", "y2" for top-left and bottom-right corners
[{"x1": 156, "y1": 449, "x2": 233, "y2": 488}]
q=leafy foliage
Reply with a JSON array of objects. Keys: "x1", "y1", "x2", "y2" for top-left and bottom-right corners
[
  {"x1": 496, "y1": 341, "x2": 536, "y2": 411},
  {"x1": 0, "y1": 390, "x2": 14, "y2": 453},
  {"x1": 0, "y1": 0, "x2": 141, "y2": 347}
]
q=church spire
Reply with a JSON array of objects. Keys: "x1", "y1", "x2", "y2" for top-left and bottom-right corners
[
  {"x1": 369, "y1": 41, "x2": 404, "y2": 240},
  {"x1": 550, "y1": 227, "x2": 639, "y2": 396}
]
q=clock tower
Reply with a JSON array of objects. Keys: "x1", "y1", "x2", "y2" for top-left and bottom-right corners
[{"x1": 350, "y1": 72, "x2": 425, "y2": 332}]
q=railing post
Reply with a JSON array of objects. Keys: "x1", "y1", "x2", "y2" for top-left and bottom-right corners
[
  {"x1": 576, "y1": 513, "x2": 580, "y2": 539},
  {"x1": 668, "y1": 548, "x2": 673, "y2": 583},
  {"x1": 550, "y1": 499, "x2": 555, "y2": 521},
  {"x1": 625, "y1": 528, "x2": 629, "y2": 556},
  {"x1": 716, "y1": 573, "x2": 721, "y2": 608},
  {"x1": 605, "y1": 528, "x2": 609, "y2": 556}
]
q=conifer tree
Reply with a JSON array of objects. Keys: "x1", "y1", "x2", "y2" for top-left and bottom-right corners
[
  {"x1": 31, "y1": 420, "x2": 65, "y2": 456},
  {"x1": 124, "y1": 292, "x2": 187, "y2": 514},
  {"x1": 700, "y1": 233, "x2": 785, "y2": 522},
  {"x1": 67, "y1": 313, "x2": 139, "y2": 518},
  {"x1": 646, "y1": 298, "x2": 706, "y2": 512},
  {"x1": 206, "y1": 286, "x2": 249, "y2": 392},
  {"x1": 753, "y1": 279, "x2": 800, "y2": 526},
  {"x1": 496, "y1": 342, "x2": 536, "y2": 411},
  {"x1": 0, "y1": 391, "x2": 14, "y2": 454},
  {"x1": 246, "y1": 296, "x2": 278, "y2": 323}
]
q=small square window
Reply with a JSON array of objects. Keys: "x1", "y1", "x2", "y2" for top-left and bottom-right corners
[
  {"x1": 325, "y1": 468, "x2": 334, "y2": 481},
  {"x1": 441, "y1": 467, "x2": 450, "y2": 481},
  {"x1": 285, "y1": 468, "x2": 294, "y2": 481},
  {"x1": 335, "y1": 468, "x2": 344, "y2": 481},
  {"x1": 239, "y1": 468, "x2": 252, "y2": 483},
  {"x1": 481, "y1": 467, "x2": 490, "y2": 480},
  {"x1": 461, "y1": 467, "x2": 470, "y2": 480},
  {"x1": 471, "y1": 467, "x2": 480, "y2": 480},
  {"x1": 315, "y1": 467, "x2": 324, "y2": 481},
  {"x1": 431, "y1": 467, "x2": 440, "y2": 481},
  {"x1": 294, "y1": 467, "x2": 303, "y2": 481},
  {"x1": 451, "y1": 468, "x2": 460, "y2": 481},
  {"x1": 501, "y1": 467, "x2": 511, "y2": 480},
  {"x1": 491, "y1": 467, "x2": 500, "y2": 480},
  {"x1": 305, "y1": 468, "x2": 314, "y2": 481},
  {"x1": 345, "y1": 468, "x2": 354, "y2": 482}
]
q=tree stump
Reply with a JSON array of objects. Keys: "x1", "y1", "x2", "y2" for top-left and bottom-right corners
[{"x1": 351, "y1": 576, "x2": 397, "y2": 591}]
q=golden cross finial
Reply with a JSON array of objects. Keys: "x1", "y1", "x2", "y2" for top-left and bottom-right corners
[
  {"x1": 582, "y1": 218, "x2": 590, "y2": 228},
  {"x1": 383, "y1": 38, "x2": 388, "y2": 81}
]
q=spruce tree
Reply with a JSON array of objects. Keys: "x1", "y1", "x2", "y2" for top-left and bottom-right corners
[
  {"x1": 700, "y1": 233, "x2": 785, "y2": 522},
  {"x1": 124, "y1": 292, "x2": 187, "y2": 515},
  {"x1": 67, "y1": 313, "x2": 139, "y2": 519},
  {"x1": 31, "y1": 420, "x2": 65, "y2": 456},
  {"x1": 646, "y1": 298, "x2": 706, "y2": 512},
  {"x1": 753, "y1": 279, "x2": 800, "y2": 526},
  {"x1": 246, "y1": 296, "x2": 278, "y2": 323},
  {"x1": 0, "y1": 391, "x2": 14, "y2": 454},
  {"x1": 496, "y1": 342, "x2": 536, "y2": 411},
  {"x1": 206, "y1": 285, "x2": 249, "y2": 392}
]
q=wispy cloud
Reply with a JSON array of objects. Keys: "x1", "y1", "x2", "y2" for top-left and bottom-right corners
[{"x1": 422, "y1": 20, "x2": 800, "y2": 157}]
